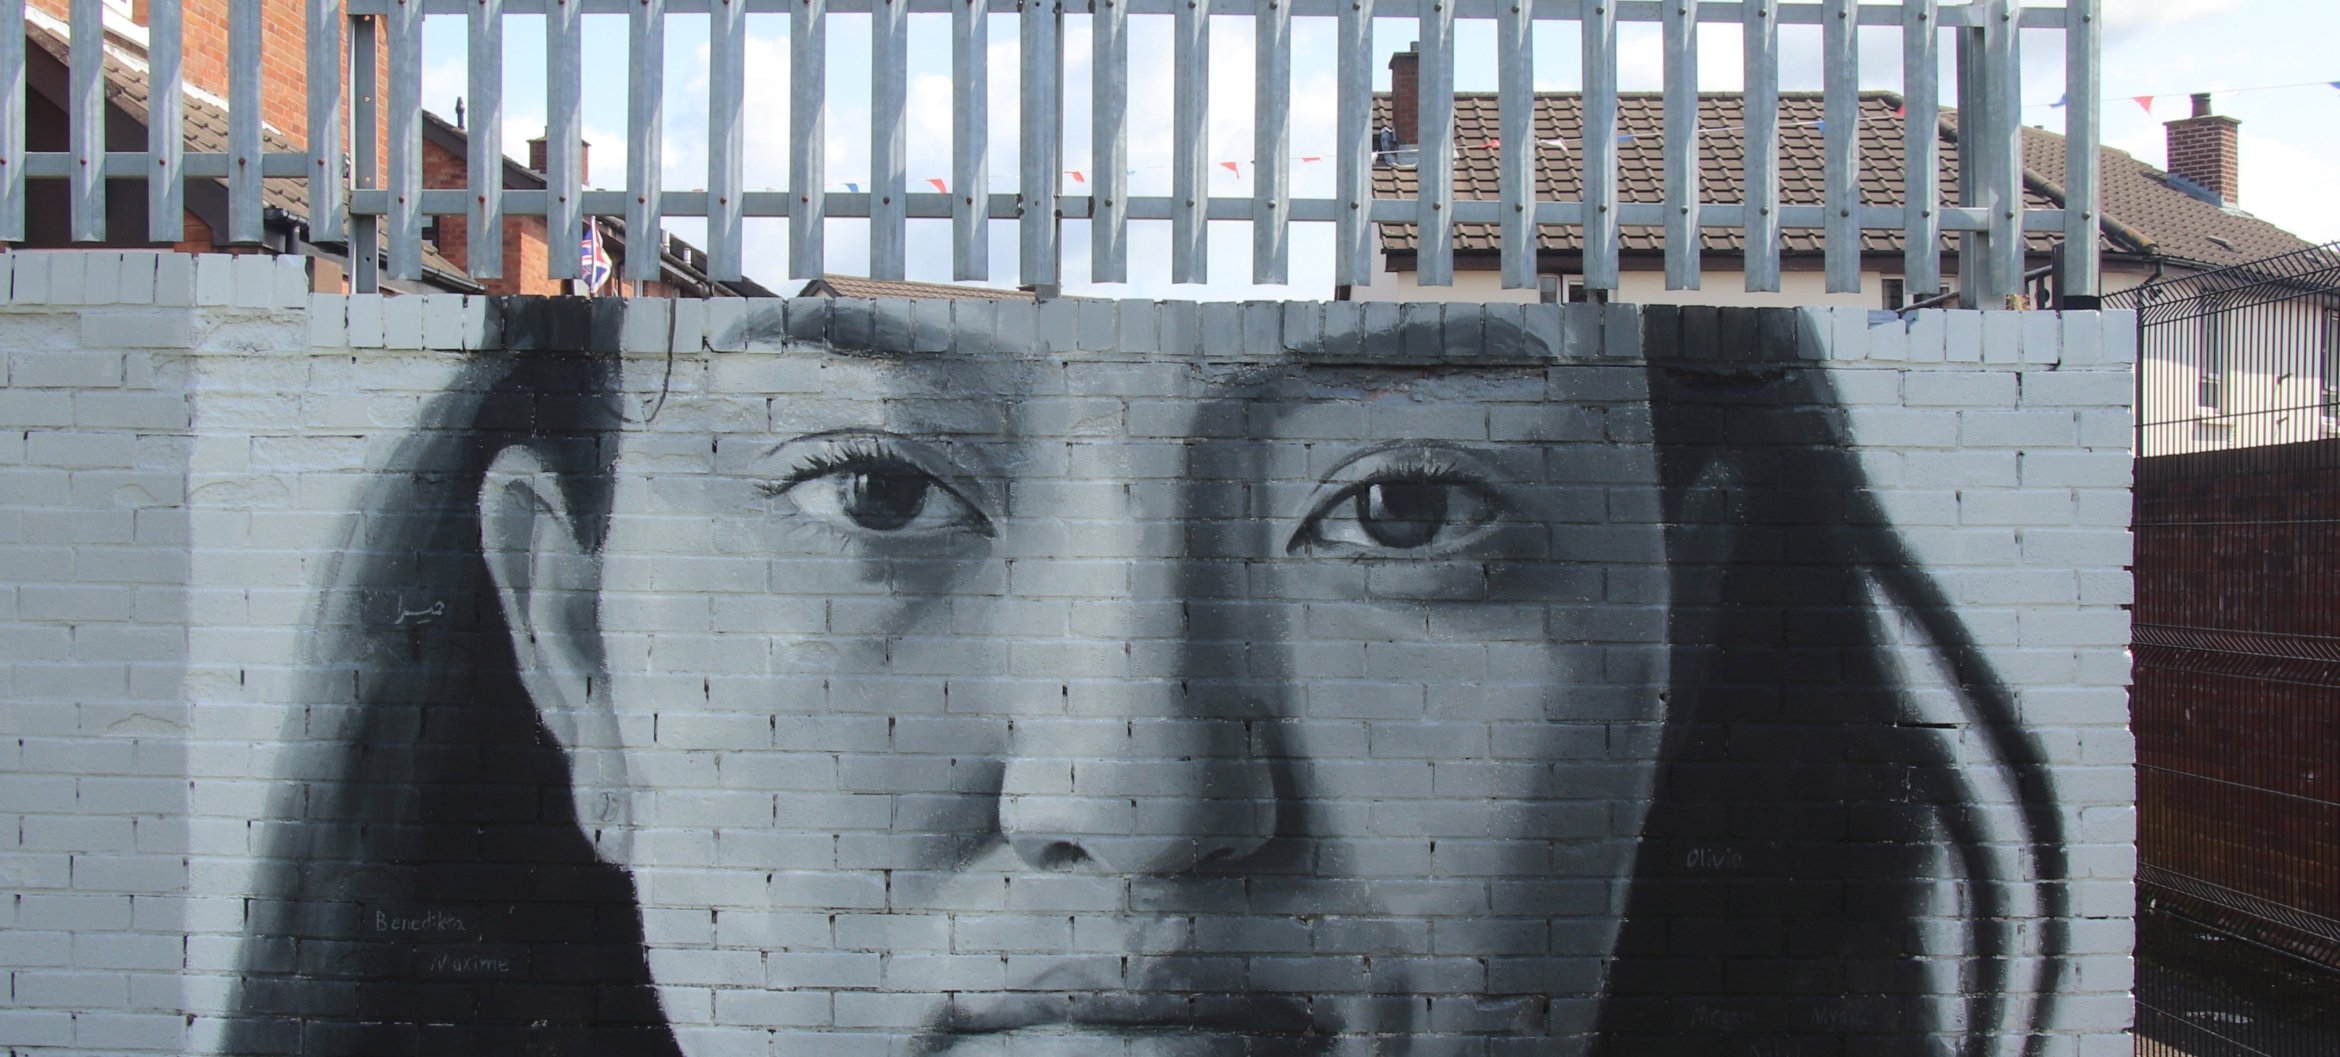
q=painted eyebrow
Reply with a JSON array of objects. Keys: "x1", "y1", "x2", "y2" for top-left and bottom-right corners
[{"x1": 726, "y1": 305, "x2": 1557, "y2": 365}]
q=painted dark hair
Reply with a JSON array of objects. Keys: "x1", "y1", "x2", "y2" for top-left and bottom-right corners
[
  {"x1": 1607, "y1": 308, "x2": 2068, "y2": 1054},
  {"x1": 221, "y1": 302, "x2": 2066, "y2": 1057}
]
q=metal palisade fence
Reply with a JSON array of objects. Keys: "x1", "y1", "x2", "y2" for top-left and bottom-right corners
[{"x1": 2, "y1": 0, "x2": 2102, "y2": 300}]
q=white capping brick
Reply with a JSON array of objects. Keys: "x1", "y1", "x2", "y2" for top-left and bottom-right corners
[
  {"x1": 231, "y1": 254, "x2": 275, "y2": 309},
  {"x1": 1317, "y1": 301, "x2": 1360, "y2": 357},
  {"x1": 276, "y1": 256, "x2": 309, "y2": 308},
  {"x1": 1828, "y1": 306, "x2": 1866, "y2": 361},
  {"x1": 1079, "y1": 298, "x2": 1119, "y2": 351},
  {"x1": 11, "y1": 252, "x2": 51, "y2": 303},
  {"x1": 1039, "y1": 297, "x2": 1081, "y2": 352},
  {"x1": 81, "y1": 252, "x2": 123, "y2": 304},
  {"x1": 153, "y1": 253, "x2": 195, "y2": 307},
  {"x1": 460, "y1": 295, "x2": 490, "y2": 350},
  {"x1": 1601, "y1": 302, "x2": 1640, "y2": 359},
  {"x1": 910, "y1": 298, "x2": 953, "y2": 354},
  {"x1": 1117, "y1": 300, "x2": 1161, "y2": 353},
  {"x1": 48, "y1": 252, "x2": 88, "y2": 304},
  {"x1": 1866, "y1": 313, "x2": 1909, "y2": 362},
  {"x1": 381, "y1": 292, "x2": 425, "y2": 349},
  {"x1": 1905, "y1": 308, "x2": 1947, "y2": 362},
  {"x1": 344, "y1": 294, "x2": 385, "y2": 348},
  {"x1": 1981, "y1": 309, "x2": 2022, "y2": 364},
  {"x1": 308, "y1": 294, "x2": 349, "y2": 347},
  {"x1": 1357, "y1": 301, "x2": 1397, "y2": 354},
  {"x1": 1522, "y1": 302, "x2": 1562, "y2": 359},
  {"x1": 672, "y1": 296, "x2": 711, "y2": 352},
  {"x1": 705, "y1": 298, "x2": 748, "y2": 353},
  {"x1": 2101, "y1": 311, "x2": 2138, "y2": 364},
  {"x1": 2059, "y1": 311, "x2": 2102, "y2": 367},
  {"x1": 193, "y1": 255, "x2": 235, "y2": 306},
  {"x1": 991, "y1": 298, "x2": 1035, "y2": 355},
  {"x1": 1943, "y1": 309, "x2": 1984, "y2": 362},
  {"x1": 420, "y1": 294, "x2": 465, "y2": 350},
  {"x1": 622, "y1": 296, "x2": 674, "y2": 352},
  {"x1": 117, "y1": 253, "x2": 158, "y2": 305},
  {"x1": 2020, "y1": 310, "x2": 2061, "y2": 365}
]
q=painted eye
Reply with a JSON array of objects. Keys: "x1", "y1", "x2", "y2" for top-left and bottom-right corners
[
  {"x1": 1291, "y1": 475, "x2": 1504, "y2": 555},
  {"x1": 810, "y1": 471, "x2": 939, "y2": 531},
  {"x1": 772, "y1": 446, "x2": 993, "y2": 538}
]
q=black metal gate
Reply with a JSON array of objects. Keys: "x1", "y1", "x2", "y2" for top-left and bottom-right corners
[{"x1": 2109, "y1": 246, "x2": 2340, "y2": 1056}]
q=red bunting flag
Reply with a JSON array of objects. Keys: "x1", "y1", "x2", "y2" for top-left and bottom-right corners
[
  {"x1": 1484, "y1": 138, "x2": 1500, "y2": 150},
  {"x1": 928, "y1": 177, "x2": 948, "y2": 193},
  {"x1": 1220, "y1": 161, "x2": 1241, "y2": 175},
  {"x1": 1300, "y1": 155, "x2": 1322, "y2": 163},
  {"x1": 2134, "y1": 95, "x2": 2155, "y2": 115},
  {"x1": 1069, "y1": 170, "x2": 1085, "y2": 183},
  {"x1": 1894, "y1": 103, "x2": 1907, "y2": 118}
]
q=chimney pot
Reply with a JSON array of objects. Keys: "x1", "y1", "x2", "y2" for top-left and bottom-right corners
[{"x1": 2192, "y1": 92, "x2": 2212, "y2": 118}]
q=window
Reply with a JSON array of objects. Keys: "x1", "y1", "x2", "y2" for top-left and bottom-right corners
[
  {"x1": 2323, "y1": 309, "x2": 2339, "y2": 418},
  {"x1": 1566, "y1": 278, "x2": 1592, "y2": 304},
  {"x1": 1882, "y1": 277, "x2": 1907, "y2": 311},
  {"x1": 2198, "y1": 308, "x2": 2229, "y2": 411}
]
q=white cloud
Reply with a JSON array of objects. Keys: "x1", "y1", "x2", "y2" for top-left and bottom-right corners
[
  {"x1": 2237, "y1": 132, "x2": 2340, "y2": 244},
  {"x1": 2102, "y1": 0, "x2": 2249, "y2": 36}
]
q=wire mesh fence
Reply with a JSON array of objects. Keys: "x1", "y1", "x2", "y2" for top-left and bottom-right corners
[{"x1": 2109, "y1": 241, "x2": 2340, "y2": 457}]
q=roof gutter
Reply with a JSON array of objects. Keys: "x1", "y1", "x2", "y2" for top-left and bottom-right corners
[{"x1": 2021, "y1": 169, "x2": 2159, "y2": 259}]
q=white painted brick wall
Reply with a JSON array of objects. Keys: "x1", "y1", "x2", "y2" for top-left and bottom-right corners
[{"x1": 0, "y1": 252, "x2": 2136, "y2": 1055}]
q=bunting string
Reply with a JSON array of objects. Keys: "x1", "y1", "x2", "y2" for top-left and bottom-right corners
[
  {"x1": 2034, "y1": 76, "x2": 2340, "y2": 115},
  {"x1": 819, "y1": 76, "x2": 2340, "y2": 193}
]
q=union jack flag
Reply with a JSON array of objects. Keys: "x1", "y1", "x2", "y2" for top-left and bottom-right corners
[{"x1": 580, "y1": 221, "x2": 613, "y2": 295}]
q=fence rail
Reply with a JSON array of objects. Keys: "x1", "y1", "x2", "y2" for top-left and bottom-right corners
[
  {"x1": 4, "y1": 0, "x2": 2102, "y2": 299},
  {"x1": 2109, "y1": 242, "x2": 2340, "y2": 456}
]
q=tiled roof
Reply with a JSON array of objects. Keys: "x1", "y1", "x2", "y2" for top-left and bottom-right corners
[
  {"x1": 2009, "y1": 118, "x2": 2312, "y2": 266},
  {"x1": 1372, "y1": 91, "x2": 2315, "y2": 268},
  {"x1": 25, "y1": 20, "x2": 307, "y2": 220},
  {"x1": 801, "y1": 274, "x2": 1039, "y2": 301}
]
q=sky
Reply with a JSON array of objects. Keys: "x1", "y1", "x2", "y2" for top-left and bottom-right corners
[{"x1": 415, "y1": 0, "x2": 2340, "y2": 300}]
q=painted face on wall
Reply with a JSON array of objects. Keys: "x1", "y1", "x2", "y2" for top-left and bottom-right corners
[{"x1": 479, "y1": 321, "x2": 1671, "y2": 1056}]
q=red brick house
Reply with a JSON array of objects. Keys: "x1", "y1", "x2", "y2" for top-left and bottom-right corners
[{"x1": 13, "y1": 0, "x2": 766, "y2": 296}]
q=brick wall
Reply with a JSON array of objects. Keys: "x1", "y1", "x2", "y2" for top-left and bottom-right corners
[
  {"x1": 2164, "y1": 114, "x2": 2241, "y2": 204},
  {"x1": 1389, "y1": 48, "x2": 1420, "y2": 146},
  {"x1": 422, "y1": 137, "x2": 561, "y2": 297},
  {"x1": 0, "y1": 251, "x2": 2137, "y2": 1057}
]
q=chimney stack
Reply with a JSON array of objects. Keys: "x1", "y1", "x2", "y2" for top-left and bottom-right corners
[
  {"x1": 2164, "y1": 91, "x2": 2240, "y2": 204},
  {"x1": 1388, "y1": 44, "x2": 1420, "y2": 148},
  {"x1": 528, "y1": 135, "x2": 592, "y2": 187}
]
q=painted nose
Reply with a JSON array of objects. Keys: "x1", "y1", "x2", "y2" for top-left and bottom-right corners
[
  {"x1": 993, "y1": 558, "x2": 1277, "y2": 875},
  {"x1": 998, "y1": 698, "x2": 1277, "y2": 875}
]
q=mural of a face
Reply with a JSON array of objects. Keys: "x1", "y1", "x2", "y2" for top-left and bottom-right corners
[{"x1": 479, "y1": 329, "x2": 1670, "y2": 1055}]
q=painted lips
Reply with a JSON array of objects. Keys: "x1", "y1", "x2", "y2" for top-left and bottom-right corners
[{"x1": 913, "y1": 992, "x2": 1327, "y2": 1057}]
